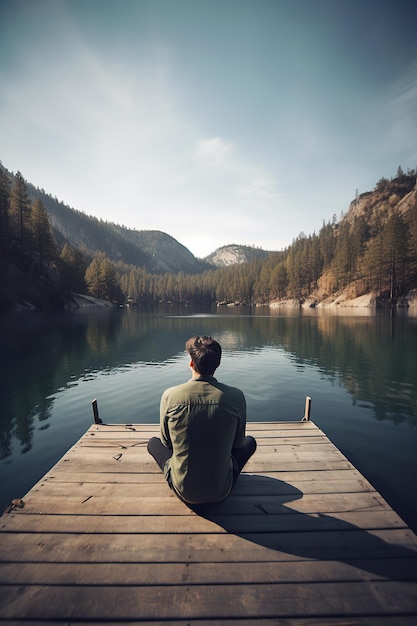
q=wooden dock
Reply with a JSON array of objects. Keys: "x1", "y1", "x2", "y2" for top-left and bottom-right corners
[{"x1": 1, "y1": 420, "x2": 417, "y2": 624}]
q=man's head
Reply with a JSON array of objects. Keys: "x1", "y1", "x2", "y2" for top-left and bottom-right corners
[{"x1": 185, "y1": 336, "x2": 222, "y2": 376}]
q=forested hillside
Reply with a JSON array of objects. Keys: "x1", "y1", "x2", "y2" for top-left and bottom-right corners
[
  {"x1": 23, "y1": 180, "x2": 208, "y2": 274},
  {"x1": 1, "y1": 160, "x2": 416, "y2": 311}
]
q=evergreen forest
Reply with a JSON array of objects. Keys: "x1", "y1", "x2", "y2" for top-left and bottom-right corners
[{"x1": 1, "y1": 163, "x2": 417, "y2": 312}]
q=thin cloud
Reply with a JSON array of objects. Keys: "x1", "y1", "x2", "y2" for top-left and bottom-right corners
[
  {"x1": 192, "y1": 136, "x2": 281, "y2": 208},
  {"x1": 383, "y1": 60, "x2": 417, "y2": 164},
  {"x1": 194, "y1": 137, "x2": 232, "y2": 162}
]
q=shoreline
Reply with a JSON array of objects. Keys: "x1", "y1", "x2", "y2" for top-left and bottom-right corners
[{"x1": 270, "y1": 287, "x2": 417, "y2": 311}]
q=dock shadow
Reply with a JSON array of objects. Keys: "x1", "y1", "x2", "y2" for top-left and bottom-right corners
[{"x1": 191, "y1": 474, "x2": 417, "y2": 581}]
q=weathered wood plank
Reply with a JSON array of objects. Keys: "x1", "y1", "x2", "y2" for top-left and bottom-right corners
[
  {"x1": 83, "y1": 431, "x2": 329, "y2": 442},
  {"x1": 10, "y1": 490, "x2": 391, "y2": 516},
  {"x1": 1, "y1": 581, "x2": 417, "y2": 620},
  {"x1": 25, "y1": 476, "x2": 376, "y2": 499},
  {"x1": 2, "y1": 557, "x2": 417, "y2": 586},
  {"x1": 0, "y1": 509, "x2": 408, "y2": 534},
  {"x1": 1, "y1": 528, "x2": 416, "y2": 564},
  {"x1": 111, "y1": 426, "x2": 322, "y2": 435},
  {"x1": 0, "y1": 618, "x2": 415, "y2": 626},
  {"x1": 39, "y1": 467, "x2": 365, "y2": 481},
  {"x1": 50, "y1": 450, "x2": 352, "y2": 474},
  {"x1": 87, "y1": 421, "x2": 318, "y2": 431},
  {"x1": 57, "y1": 441, "x2": 352, "y2": 464}
]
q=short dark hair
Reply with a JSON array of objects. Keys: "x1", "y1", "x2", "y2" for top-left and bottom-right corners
[{"x1": 185, "y1": 335, "x2": 222, "y2": 376}]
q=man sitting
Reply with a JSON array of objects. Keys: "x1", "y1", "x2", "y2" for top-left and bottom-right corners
[{"x1": 147, "y1": 335, "x2": 256, "y2": 505}]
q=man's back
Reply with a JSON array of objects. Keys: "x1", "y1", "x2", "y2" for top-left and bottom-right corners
[{"x1": 160, "y1": 375, "x2": 246, "y2": 504}]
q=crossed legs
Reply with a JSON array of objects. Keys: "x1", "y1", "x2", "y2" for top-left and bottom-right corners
[{"x1": 147, "y1": 435, "x2": 257, "y2": 476}]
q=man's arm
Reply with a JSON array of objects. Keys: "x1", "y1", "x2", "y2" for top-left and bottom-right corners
[
  {"x1": 160, "y1": 392, "x2": 173, "y2": 449},
  {"x1": 231, "y1": 391, "x2": 247, "y2": 450}
]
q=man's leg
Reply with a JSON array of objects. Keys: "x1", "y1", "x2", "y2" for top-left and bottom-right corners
[
  {"x1": 147, "y1": 437, "x2": 172, "y2": 471},
  {"x1": 232, "y1": 435, "x2": 257, "y2": 473}
]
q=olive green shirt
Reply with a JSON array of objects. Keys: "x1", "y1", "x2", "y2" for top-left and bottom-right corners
[{"x1": 160, "y1": 375, "x2": 247, "y2": 504}]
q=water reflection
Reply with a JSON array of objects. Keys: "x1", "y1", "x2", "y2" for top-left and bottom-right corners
[{"x1": 283, "y1": 314, "x2": 417, "y2": 426}]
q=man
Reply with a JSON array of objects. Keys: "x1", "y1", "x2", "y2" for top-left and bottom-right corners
[{"x1": 147, "y1": 335, "x2": 256, "y2": 505}]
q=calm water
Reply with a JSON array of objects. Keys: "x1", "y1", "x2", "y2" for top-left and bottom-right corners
[{"x1": 1, "y1": 304, "x2": 417, "y2": 532}]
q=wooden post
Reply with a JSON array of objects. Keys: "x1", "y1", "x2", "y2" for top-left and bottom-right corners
[
  {"x1": 301, "y1": 396, "x2": 311, "y2": 421},
  {"x1": 92, "y1": 399, "x2": 102, "y2": 424}
]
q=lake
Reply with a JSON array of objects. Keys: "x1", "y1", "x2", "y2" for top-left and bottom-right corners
[{"x1": 1, "y1": 304, "x2": 417, "y2": 533}]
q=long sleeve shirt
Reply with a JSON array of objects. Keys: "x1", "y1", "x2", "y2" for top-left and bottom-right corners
[{"x1": 160, "y1": 375, "x2": 247, "y2": 504}]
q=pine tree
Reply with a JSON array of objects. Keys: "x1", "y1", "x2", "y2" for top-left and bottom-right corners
[
  {"x1": 31, "y1": 198, "x2": 57, "y2": 266},
  {"x1": 85, "y1": 252, "x2": 120, "y2": 302},
  {"x1": 60, "y1": 244, "x2": 88, "y2": 293},
  {"x1": 382, "y1": 213, "x2": 408, "y2": 298},
  {"x1": 85, "y1": 254, "x2": 103, "y2": 299},
  {"x1": 270, "y1": 262, "x2": 288, "y2": 300},
  {"x1": 364, "y1": 220, "x2": 384, "y2": 293},
  {"x1": 0, "y1": 167, "x2": 10, "y2": 256},
  {"x1": 9, "y1": 171, "x2": 31, "y2": 253}
]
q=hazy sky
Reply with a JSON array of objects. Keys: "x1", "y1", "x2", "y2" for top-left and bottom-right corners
[{"x1": 1, "y1": 0, "x2": 416, "y2": 257}]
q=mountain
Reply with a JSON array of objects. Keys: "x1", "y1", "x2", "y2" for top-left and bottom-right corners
[
  {"x1": 24, "y1": 181, "x2": 210, "y2": 274},
  {"x1": 204, "y1": 244, "x2": 270, "y2": 267},
  {"x1": 342, "y1": 173, "x2": 416, "y2": 230}
]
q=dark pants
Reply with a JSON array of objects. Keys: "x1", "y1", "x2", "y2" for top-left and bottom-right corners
[{"x1": 147, "y1": 435, "x2": 257, "y2": 484}]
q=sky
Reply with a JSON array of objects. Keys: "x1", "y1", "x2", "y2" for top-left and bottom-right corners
[{"x1": 1, "y1": 0, "x2": 417, "y2": 258}]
